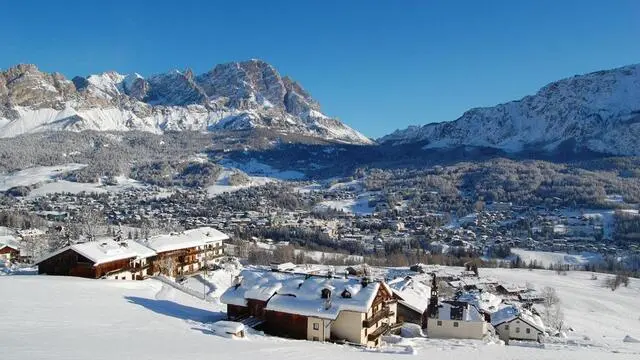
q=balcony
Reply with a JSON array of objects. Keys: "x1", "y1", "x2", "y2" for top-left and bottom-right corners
[
  {"x1": 367, "y1": 323, "x2": 390, "y2": 341},
  {"x1": 363, "y1": 306, "x2": 394, "y2": 328}
]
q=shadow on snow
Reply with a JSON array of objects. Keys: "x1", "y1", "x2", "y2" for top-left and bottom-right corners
[{"x1": 124, "y1": 296, "x2": 224, "y2": 324}]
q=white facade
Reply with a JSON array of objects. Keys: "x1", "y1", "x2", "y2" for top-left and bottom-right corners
[
  {"x1": 494, "y1": 317, "x2": 544, "y2": 342},
  {"x1": 426, "y1": 302, "x2": 489, "y2": 340},
  {"x1": 427, "y1": 317, "x2": 488, "y2": 340}
]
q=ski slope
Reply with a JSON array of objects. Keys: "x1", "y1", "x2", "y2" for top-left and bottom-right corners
[{"x1": 1, "y1": 270, "x2": 639, "y2": 360}]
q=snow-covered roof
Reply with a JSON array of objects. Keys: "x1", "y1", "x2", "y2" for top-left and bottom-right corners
[
  {"x1": 457, "y1": 290, "x2": 502, "y2": 313},
  {"x1": 211, "y1": 321, "x2": 245, "y2": 334},
  {"x1": 35, "y1": 239, "x2": 156, "y2": 266},
  {"x1": 0, "y1": 235, "x2": 19, "y2": 250},
  {"x1": 220, "y1": 270, "x2": 293, "y2": 306},
  {"x1": 491, "y1": 305, "x2": 545, "y2": 332},
  {"x1": 496, "y1": 283, "x2": 529, "y2": 293},
  {"x1": 436, "y1": 301, "x2": 484, "y2": 322},
  {"x1": 389, "y1": 277, "x2": 431, "y2": 313},
  {"x1": 221, "y1": 270, "x2": 384, "y2": 320},
  {"x1": 142, "y1": 227, "x2": 228, "y2": 253}
]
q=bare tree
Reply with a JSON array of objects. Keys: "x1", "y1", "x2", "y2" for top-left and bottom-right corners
[
  {"x1": 551, "y1": 306, "x2": 565, "y2": 332},
  {"x1": 157, "y1": 256, "x2": 176, "y2": 277},
  {"x1": 604, "y1": 274, "x2": 630, "y2": 291},
  {"x1": 542, "y1": 286, "x2": 562, "y2": 331},
  {"x1": 20, "y1": 234, "x2": 50, "y2": 262},
  {"x1": 70, "y1": 208, "x2": 106, "y2": 242}
]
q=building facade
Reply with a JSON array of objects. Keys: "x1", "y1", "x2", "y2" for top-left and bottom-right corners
[
  {"x1": 35, "y1": 227, "x2": 228, "y2": 280},
  {"x1": 221, "y1": 270, "x2": 399, "y2": 347},
  {"x1": 36, "y1": 239, "x2": 155, "y2": 280}
]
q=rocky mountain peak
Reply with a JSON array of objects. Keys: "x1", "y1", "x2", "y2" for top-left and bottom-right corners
[{"x1": 0, "y1": 60, "x2": 371, "y2": 144}]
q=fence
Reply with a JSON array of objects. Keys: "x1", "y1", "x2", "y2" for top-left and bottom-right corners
[{"x1": 151, "y1": 275, "x2": 217, "y2": 303}]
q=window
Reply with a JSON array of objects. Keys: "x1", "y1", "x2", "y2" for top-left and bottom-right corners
[
  {"x1": 364, "y1": 328, "x2": 368, "y2": 336},
  {"x1": 516, "y1": 327, "x2": 520, "y2": 333},
  {"x1": 505, "y1": 325, "x2": 509, "y2": 330},
  {"x1": 313, "y1": 323, "x2": 319, "y2": 331},
  {"x1": 313, "y1": 336, "x2": 319, "y2": 341},
  {"x1": 526, "y1": 328, "x2": 531, "y2": 334},
  {"x1": 453, "y1": 322, "x2": 459, "y2": 328},
  {"x1": 437, "y1": 321, "x2": 442, "y2": 326}
]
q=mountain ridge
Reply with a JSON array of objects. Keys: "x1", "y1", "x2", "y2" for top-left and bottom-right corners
[
  {"x1": 0, "y1": 60, "x2": 372, "y2": 145},
  {"x1": 381, "y1": 63, "x2": 640, "y2": 156}
]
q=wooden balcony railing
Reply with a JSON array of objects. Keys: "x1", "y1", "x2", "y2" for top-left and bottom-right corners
[
  {"x1": 363, "y1": 307, "x2": 394, "y2": 328},
  {"x1": 367, "y1": 323, "x2": 390, "y2": 341}
]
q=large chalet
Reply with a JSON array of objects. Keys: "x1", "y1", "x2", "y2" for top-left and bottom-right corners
[
  {"x1": 36, "y1": 238, "x2": 156, "y2": 280},
  {"x1": 141, "y1": 227, "x2": 227, "y2": 277},
  {"x1": 220, "y1": 270, "x2": 399, "y2": 347},
  {"x1": 35, "y1": 227, "x2": 228, "y2": 280}
]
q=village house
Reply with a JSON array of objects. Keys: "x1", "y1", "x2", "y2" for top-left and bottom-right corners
[
  {"x1": 491, "y1": 305, "x2": 545, "y2": 343},
  {"x1": 389, "y1": 276, "x2": 430, "y2": 325},
  {"x1": 425, "y1": 300, "x2": 489, "y2": 340},
  {"x1": 35, "y1": 238, "x2": 156, "y2": 280},
  {"x1": 0, "y1": 235, "x2": 20, "y2": 262},
  {"x1": 424, "y1": 275, "x2": 490, "y2": 340},
  {"x1": 141, "y1": 227, "x2": 228, "y2": 277},
  {"x1": 220, "y1": 270, "x2": 399, "y2": 347}
]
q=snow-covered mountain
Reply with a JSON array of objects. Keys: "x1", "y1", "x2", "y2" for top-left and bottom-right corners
[
  {"x1": 381, "y1": 64, "x2": 640, "y2": 156},
  {"x1": 0, "y1": 60, "x2": 371, "y2": 144}
]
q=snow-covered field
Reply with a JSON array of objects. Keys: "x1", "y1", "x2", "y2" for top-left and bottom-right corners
[
  {"x1": 26, "y1": 176, "x2": 144, "y2": 198},
  {"x1": 314, "y1": 193, "x2": 377, "y2": 215},
  {"x1": 2, "y1": 267, "x2": 639, "y2": 360},
  {"x1": 221, "y1": 158, "x2": 305, "y2": 180},
  {"x1": 0, "y1": 164, "x2": 86, "y2": 191},
  {"x1": 510, "y1": 248, "x2": 603, "y2": 268},
  {"x1": 0, "y1": 164, "x2": 149, "y2": 197},
  {"x1": 206, "y1": 169, "x2": 275, "y2": 196}
]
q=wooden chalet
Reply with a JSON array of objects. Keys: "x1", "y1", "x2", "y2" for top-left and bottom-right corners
[
  {"x1": 221, "y1": 270, "x2": 399, "y2": 347},
  {"x1": 35, "y1": 238, "x2": 156, "y2": 280},
  {"x1": 35, "y1": 227, "x2": 229, "y2": 280},
  {"x1": 142, "y1": 227, "x2": 228, "y2": 277}
]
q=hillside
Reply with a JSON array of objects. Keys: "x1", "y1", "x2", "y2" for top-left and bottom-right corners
[
  {"x1": 381, "y1": 64, "x2": 640, "y2": 156},
  {"x1": 2, "y1": 269, "x2": 639, "y2": 359}
]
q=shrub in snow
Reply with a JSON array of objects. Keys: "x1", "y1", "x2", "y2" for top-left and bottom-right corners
[
  {"x1": 623, "y1": 335, "x2": 640, "y2": 343},
  {"x1": 604, "y1": 274, "x2": 630, "y2": 291},
  {"x1": 400, "y1": 323, "x2": 424, "y2": 338}
]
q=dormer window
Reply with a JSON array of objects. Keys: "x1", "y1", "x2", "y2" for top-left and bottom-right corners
[
  {"x1": 321, "y1": 288, "x2": 332, "y2": 299},
  {"x1": 341, "y1": 289, "x2": 352, "y2": 298}
]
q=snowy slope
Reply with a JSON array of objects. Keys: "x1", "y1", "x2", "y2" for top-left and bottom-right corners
[
  {"x1": 0, "y1": 61, "x2": 372, "y2": 145},
  {"x1": 206, "y1": 169, "x2": 275, "y2": 196},
  {"x1": 2, "y1": 271, "x2": 639, "y2": 360},
  {"x1": 510, "y1": 248, "x2": 603, "y2": 269},
  {"x1": 0, "y1": 164, "x2": 87, "y2": 191},
  {"x1": 382, "y1": 64, "x2": 640, "y2": 156}
]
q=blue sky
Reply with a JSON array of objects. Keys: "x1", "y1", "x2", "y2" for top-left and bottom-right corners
[{"x1": 1, "y1": 0, "x2": 639, "y2": 138}]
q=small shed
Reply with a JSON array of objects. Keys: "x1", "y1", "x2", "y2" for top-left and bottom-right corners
[{"x1": 210, "y1": 321, "x2": 246, "y2": 338}]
